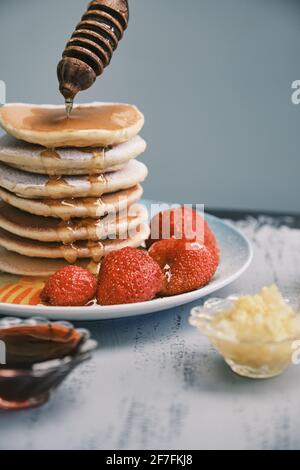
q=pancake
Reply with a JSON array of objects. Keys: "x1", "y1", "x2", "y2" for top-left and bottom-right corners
[
  {"x1": 0, "y1": 246, "x2": 96, "y2": 277},
  {"x1": 0, "y1": 102, "x2": 145, "y2": 147},
  {"x1": 0, "y1": 159, "x2": 148, "y2": 199},
  {"x1": 0, "y1": 223, "x2": 150, "y2": 264},
  {"x1": 0, "y1": 224, "x2": 149, "y2": 277},
  {"x1": 0, "y1": 134, "x2": 146, "y2": 175},
  {"x1": 0, "y1": 200, "x2": 148, "y2": 243},
  {"x1": 0, "y1": 185, "x2": 143, "y2": 220}
]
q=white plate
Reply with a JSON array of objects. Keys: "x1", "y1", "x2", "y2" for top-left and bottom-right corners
[{"x1": 0, "y1": 210, "x2": 252, "y2": 321}]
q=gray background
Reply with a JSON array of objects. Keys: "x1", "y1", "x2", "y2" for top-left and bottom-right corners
[{"x1": 0, "y1": 0, "x2": 299, "y2": 212}]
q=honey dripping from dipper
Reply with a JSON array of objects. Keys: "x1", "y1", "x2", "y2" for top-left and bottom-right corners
[
  {"x1": 57, "y1": 0, "x2": 129, "y2": 115},
  {"x1": 65, "y1": 98, "x2": 73, "y2": 117}
]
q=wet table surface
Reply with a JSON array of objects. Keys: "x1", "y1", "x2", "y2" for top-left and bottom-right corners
[{"x1": 1, "y1": 209, "x2": 300, "y2": 450}]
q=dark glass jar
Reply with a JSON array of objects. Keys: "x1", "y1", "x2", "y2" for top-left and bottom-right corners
[{"x1": 0, "y1": 317, "x2": 97, "y2": 410}]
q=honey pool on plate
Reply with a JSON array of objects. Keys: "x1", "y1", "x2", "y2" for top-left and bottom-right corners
[{"x1": 0, "y1": 274, "x2": 45, "y2": 305}]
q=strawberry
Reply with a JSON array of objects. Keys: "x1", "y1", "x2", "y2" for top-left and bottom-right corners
[
  {"x1": 146, "y1": 207, "x2": 220, "y2": 263},
  {"x1": 41, "y1": 266, "x2": 97, "y2": 307},
  {"x1": 97, "y1": 247, "x2": 163, "y2": 305},
  {"x1": 148, "y1": 239, "x2": 217, "y2": 296}
]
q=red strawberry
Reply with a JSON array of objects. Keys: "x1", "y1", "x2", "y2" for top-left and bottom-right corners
[
  {"x1": 41, "y1": 266, "x2": 97, "y2": 307},
  {"x1": 148, "y1": 239, "x2": 217, "y2": 296},
  {"x1": 97, "y1": 247, "x2": 163, "y2": 305},
  {"x1": 146, "y1": 207, "x2": 220, "y2": 263}
]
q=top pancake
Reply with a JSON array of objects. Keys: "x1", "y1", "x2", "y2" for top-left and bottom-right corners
[{"x1": 0, "y1": 102, "x2": 145, "y2": 147}]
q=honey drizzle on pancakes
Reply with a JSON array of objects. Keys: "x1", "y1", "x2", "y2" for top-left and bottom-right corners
[
  {"x1": 42, "y1": 165, "x2": 108, "y2": 262},
  {"x1": 2, "y1": 104, "x2": 140, "y2": 132},
  {"x1": 40, "y1": 148, "x2": 62, "y2": 175},
  {"x1": 56, "y1": 218, "x2": 103, "y2": 244},
  {"x1": 0, "y1": 105, "x2": 144, "y2": 268},
  {"x1": 45, "y1": 176, "x2": 70, "y2": 195},
  {"x1": 39, "y1": 145, "x2": 112, "y2": 175},
  {"x1": 43, "y1": 197, "x2": 105, "y2": 220},
  {"x1": 58, "y1": 239, "x2": 104, "y2": 264}
]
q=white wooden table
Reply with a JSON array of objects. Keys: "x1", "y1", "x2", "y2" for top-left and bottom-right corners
[{"x1": 1, "y1": 211, "x2": 300, "y2": 450}]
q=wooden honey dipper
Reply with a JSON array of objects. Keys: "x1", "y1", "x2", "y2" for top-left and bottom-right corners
[{"x1": 57, "y1": 0, "x2": 129, "y2": 115}]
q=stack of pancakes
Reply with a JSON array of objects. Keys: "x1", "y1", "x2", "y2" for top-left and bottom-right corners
[{"x1": 0, "y1": 102, "x2": 149, "y2": 276}]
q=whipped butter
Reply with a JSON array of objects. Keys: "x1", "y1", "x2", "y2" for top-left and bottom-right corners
[
  {"x1": 191, "y1": 285, "x2": 300, "y2": 378},
  {"x1": 211, "y1": 285, "x2": 300, "y2": 343}
]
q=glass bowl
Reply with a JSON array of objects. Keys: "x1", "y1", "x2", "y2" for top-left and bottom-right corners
[
  {"x1": 189, "y1": 296, "x2": 300, "y2": 379},
  {"x1": 0, "y1": 316, "x2": 97, "y2": 410}
]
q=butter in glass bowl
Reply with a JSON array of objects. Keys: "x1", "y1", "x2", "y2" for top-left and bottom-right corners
[{"x1": 189, "y1": 285, "x2": 300, "y2": 378}]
